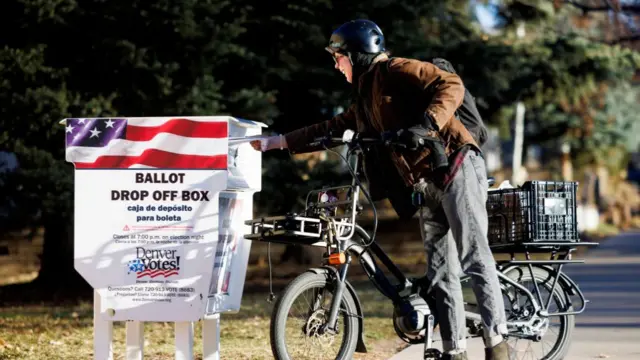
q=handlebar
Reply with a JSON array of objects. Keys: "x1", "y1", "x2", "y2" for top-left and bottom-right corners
[
  {"x1": 309, "y1": 129, "x2": 406, "y2": 150},
  {"x1": 305, "y1": 129, "x2": 409, "y2": 251}
]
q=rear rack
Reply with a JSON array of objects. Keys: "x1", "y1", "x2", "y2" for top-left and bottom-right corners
[
  {"x1": 490, "y1": 241, "x2": 600, "y2": 253},
  {"x1": 495, "y1": 243, "x2": 597, "y2": 316}
]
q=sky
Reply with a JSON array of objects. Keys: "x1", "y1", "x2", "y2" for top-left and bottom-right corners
[
  {"x1": 0, "y1": 152, "x2": 18, "y2": 173},
  {"x1": 473, "y1": 0, "x2": 500, "y2": 32}
]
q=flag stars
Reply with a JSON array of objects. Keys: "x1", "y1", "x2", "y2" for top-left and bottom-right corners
[
  {"x1": 65, "y1": 118, "x2": 126, "y2": 149},
  {"x1": 90, "y1": 127, "x2": 102, "y2": 138}
]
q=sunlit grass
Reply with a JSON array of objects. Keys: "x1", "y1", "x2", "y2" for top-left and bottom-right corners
[{"x1": 0, "y1": 285, "x2": 407, "y2": 360}]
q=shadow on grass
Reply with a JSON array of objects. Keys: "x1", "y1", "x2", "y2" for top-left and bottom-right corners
[
  {"x1": 228, "y1": 280, "x2": 427, "y2": 320},
  {"x1": 0, "y1": 277, "x2": 94, "y2": 307}
]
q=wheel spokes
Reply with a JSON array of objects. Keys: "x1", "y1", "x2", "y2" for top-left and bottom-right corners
[
  {"x1": 284, "y1": 286, "x2": 345, "y2": 360},
  {"x1": 505, "y1": 277, "x2": 566, "y2": 360}
]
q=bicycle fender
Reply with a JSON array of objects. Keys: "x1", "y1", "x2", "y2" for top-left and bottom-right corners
[
  {"x1": 305, "y1": 267, "x2": 368, "y2": 353},
  {"x1": 558, "y1": 271, "x2": 579, "y2": 296}
]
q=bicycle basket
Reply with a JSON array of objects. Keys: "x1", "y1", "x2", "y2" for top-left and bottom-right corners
[{"x1": 486, "y1": 181, "x2": 579, "y2": 247}]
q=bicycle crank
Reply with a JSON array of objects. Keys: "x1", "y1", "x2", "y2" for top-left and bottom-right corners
[{"x1": 423, "y1": 313, "x2": 441, "y2": 359}]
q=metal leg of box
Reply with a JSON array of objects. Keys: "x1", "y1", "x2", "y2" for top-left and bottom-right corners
[
  {"x1": 125, "y1": 321, "x2": 144, "y2": 360},
  {"x1": 203, "y1": 314, "x2": 221, "y2": 360},
  {"x1": 175, "y1": 322, "x2": 194, "y2": 360},
  {"x1": 93, "y1": 290, "x2": 114, "y2": 360}
]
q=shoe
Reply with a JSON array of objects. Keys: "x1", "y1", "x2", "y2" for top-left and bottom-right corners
[
  {"x1": 485, "y1": 340, "x2": 512, "y2": 360},
  {"x1": 442, "y1": 352, "x2": 468, "y2": 360}
]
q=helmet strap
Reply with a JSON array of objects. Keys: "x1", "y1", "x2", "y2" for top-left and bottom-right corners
[{"x1": 347, "y1": 52, "x2": 354, "y2": 66}]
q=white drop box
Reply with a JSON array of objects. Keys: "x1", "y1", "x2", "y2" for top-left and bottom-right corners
[{"x1": 62, "y1": 114, "x2": 267, "y2": 360}]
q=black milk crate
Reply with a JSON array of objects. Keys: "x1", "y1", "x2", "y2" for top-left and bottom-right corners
[{"x1": 486, "y1": 181, "x2": 579, "y2": 247}]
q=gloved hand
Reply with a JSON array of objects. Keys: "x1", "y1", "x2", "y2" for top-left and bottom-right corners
[
  {"x1": 396, "y1": 128, "x2": 423, "y2": 150},
  {"x1": 380, "y1": 130, "x2": 397, "y2": 144},
  {"x1": 250, "y1": 135, "x2": 287, "y2": 152},
  {"x1": 381, "y1": 129, "x2": 422, "y2": 150},
  {"x1": 403, "y1": 124, "x2": 449, "y2": 171}
]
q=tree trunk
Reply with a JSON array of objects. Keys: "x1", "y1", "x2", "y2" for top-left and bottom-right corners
[
  {"x1": 596, "y1": 165, "x2": 610, "y2": 199},
  {"x1": 561, "y1": 142, "x2": 573, "y2": 181},
  {"x1": 0, "y1": 216, "x2": 91, "y2": 304},
  {"x1": 585, "y1": 168, "x2": 597, "y2": 206},
  {"x1": 35, "y1": 215, "x2": 90, "y2": 294}
]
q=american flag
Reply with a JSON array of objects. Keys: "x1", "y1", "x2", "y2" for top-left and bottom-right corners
[{"x1": 64, "y1": 117, "x2": 228, "y2": 169}]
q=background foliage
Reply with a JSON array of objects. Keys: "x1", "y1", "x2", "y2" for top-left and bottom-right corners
[{"x1": 0, "y1": 0, "x2": 638, "y2": 284}]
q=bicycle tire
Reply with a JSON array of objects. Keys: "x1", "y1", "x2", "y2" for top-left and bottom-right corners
[{"x1": 270, "y1": 271, "x2": 360, "y2": 360}]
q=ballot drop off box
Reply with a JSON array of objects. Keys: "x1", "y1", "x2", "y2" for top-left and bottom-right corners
[{"x1": 63, "y1": 116, "x2": 266, "y2": 360}]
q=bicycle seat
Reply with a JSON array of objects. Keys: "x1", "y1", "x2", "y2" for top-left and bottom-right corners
[{"x1": 487, "y1": 177, "x2": 495, "y2": 187}]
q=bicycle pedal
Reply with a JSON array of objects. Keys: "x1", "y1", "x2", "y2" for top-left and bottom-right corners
[{"x1": 423, "y1": 348, "x2": 442, "y2": 360}]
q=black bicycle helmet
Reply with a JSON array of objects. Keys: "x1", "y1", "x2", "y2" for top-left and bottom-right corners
[{"x1": 325, "y1": 19, "x2": 386, "y2": 56}]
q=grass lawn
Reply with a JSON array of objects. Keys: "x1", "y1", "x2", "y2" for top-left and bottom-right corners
[
  {"x1": 0, "y1": 248, "x2": 550, "y2": 360},
  {"x1": 0, "y1": 284, "x2": 408, "y2": 360},
  {"x1": 0, "y1": 220, "x2": 616, "y2": 359},
  {"x1": 0, "y1": 229, "x2": 425, "y2": 359}
]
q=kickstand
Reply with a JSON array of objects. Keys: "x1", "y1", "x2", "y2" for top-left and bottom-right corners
[
  {"x1": 266, "y1": 242, "x2": 276, "y2": 303},
  {"x1": 423, "y1": 313, "x2": 441, "y2": 359}
]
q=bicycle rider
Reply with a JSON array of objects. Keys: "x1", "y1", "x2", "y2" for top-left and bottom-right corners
[{"x1": 251, "y1": 19, "x2": 512, "y2": 360}]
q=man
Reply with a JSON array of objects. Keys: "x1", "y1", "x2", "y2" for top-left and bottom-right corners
[{"x1": 251, "y1": 19, "x2": 511, "y2": 360}]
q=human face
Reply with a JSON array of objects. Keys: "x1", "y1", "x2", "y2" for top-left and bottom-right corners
[{"x1": 333, "y1": 53, "x2": 353, "y2": 83}]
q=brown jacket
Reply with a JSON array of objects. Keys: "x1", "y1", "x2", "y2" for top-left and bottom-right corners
[{"x1": 284, "y1": 56, "x2": 478, "y2": 215}]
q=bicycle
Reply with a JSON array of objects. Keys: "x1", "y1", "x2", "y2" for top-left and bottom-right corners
[{"x1": 244, "y1": 130, "x2": 598, "y2": 360}]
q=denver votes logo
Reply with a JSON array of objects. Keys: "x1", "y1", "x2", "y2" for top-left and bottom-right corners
[{"x1": 127, "y1": 247, "x2": 181, "y2": 278}]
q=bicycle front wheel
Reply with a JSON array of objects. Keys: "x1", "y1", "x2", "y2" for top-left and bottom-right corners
[{"x1": 270, "y1": 271, "x2": 360, "y2": 360}]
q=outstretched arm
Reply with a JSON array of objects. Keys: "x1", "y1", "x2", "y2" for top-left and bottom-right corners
[{"x1": 252, "y1": 103, "x2": 357, "y2": 153}]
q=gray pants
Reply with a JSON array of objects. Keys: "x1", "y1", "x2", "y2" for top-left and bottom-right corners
[{"x1": 417, "y1": 150, "x2": 507, "y2": 352}]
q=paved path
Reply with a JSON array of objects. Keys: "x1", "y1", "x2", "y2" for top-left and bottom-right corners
[{"x1": 389, "y1": 231, "x2": 640, "y2": 359}]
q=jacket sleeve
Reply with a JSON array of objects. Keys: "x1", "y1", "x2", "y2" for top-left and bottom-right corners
[
  {"x1": 283, "y1": 103, "x2": 357, "y2": 154},
  {"x1": 389, "y1": 60, "x2": 465, "y2": 131}
]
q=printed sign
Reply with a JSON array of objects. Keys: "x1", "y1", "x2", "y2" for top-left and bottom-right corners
[{"x1": 67, "y1": 117, "x2": 229, "y2": 321}]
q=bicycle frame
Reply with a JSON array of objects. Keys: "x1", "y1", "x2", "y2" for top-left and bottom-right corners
[{"x1": 244, "y1": 133, "x2": 597, "y2": 345}]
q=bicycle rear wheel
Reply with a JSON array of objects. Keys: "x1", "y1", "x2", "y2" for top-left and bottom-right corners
[
  {"x1": 502, "y1": 266, "x2": 575, "y2": 360},
  {"x1": 270, "y1": 271, "x2": 360, "y2": 360}
]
